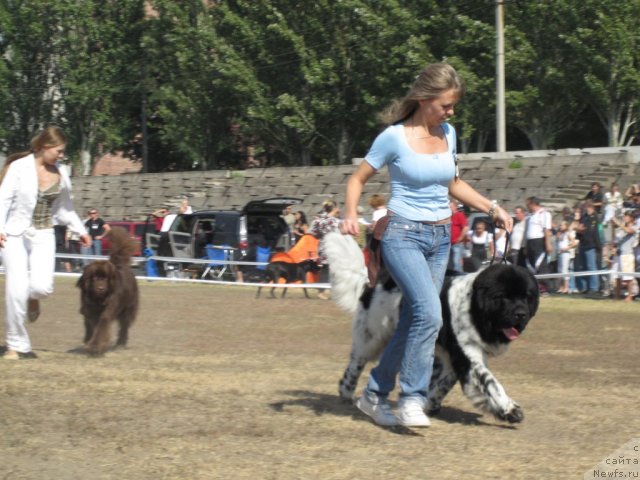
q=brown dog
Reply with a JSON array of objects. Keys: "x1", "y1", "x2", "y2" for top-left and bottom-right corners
[{"x1": 76, "y1": 227, "x2": 139, "y2": 355}]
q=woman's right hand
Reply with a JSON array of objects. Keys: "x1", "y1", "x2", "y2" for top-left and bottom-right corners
[
  {"x1": 340, "y1": 215, "x2": 359, "y2": 236},
  {"x1": 0, "y1": 233, "x2": 6, "y2": 248}
]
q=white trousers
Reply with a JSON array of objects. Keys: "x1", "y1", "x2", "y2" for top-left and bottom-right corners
[{"x1": 3, "y1": 228, "x2": 55, "y2": 352}]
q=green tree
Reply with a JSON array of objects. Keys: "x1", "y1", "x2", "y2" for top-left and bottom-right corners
[
  {"x1": 561, "y1": 0, "x2": 640, "y2": 147},
  {"x1": 0, "y1": 0, "x2": 144, "y2": 172},
  {"x1": 55, "y1": 0, "x2": 145, "y2": 174},
  {"x1": 0, "y1": 0, "x2": 63, "y2": 152},
  {"x1": 189, "y1": 0, "x2": 438, "y2": 166},
  {"x1": 505, "y1": 2, "x2": 585, "y2": 150},
  {"x1": 429, "y1": 3, "x2": 496, "y2": 152}
]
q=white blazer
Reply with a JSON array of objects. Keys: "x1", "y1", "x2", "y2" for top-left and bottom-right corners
[{"x1": 0, "y1": 154, "x2": 87, "y2": 236}]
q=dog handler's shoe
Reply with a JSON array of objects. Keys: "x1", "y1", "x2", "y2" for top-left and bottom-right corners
[
  {"x1": 4, "y1": 350, "x2": 38, "y2": 360},
  {"x1": 396, "y1": 397, "x2": 431, "y2": 428},
  {"x1": 27, "y1": 299, "x2": 40, "y2": 322},
  {"x1": 356, "y1": 392, "x2": 398, "y2": 426}
]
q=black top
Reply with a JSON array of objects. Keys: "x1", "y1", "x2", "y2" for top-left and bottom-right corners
[
  {"x1": 85, "y1": 218, "x2": 106, "y2": 239},
  {"x1": 577, "y1": 213, "x2": 600, "y2": 250}
]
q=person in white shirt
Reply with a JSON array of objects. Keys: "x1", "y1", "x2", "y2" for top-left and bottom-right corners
[
  {"x1": 556, "y1": 220, "x2": 579, "y2": 294},
  {"x1": 0, "y1": 126, "x2": 91, "y2": 359},
  {"x1": 509, "y1": 206, "x2": 526, "y2": 265},
  {"x1": 469, "y1": 220, "x2": 493, "y2": 271},
  {"x1": 524, "y1": 196, "x2": 553, "y2": 292}
]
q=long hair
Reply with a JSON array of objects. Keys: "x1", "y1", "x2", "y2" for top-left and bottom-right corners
[
  {"x1": 295, "y1": 211, "x2": 308, "y2": 225},
  {"x1": 1, "y1": 126, "x2": 66, "y2": 183},
  {"x1": 380, "y1": 63, "x2": 464, "y2": 126}
]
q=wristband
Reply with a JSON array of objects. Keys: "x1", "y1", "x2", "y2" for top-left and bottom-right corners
[{"x1": 488, "y1": 200, "x2": 499, "y2": 221}]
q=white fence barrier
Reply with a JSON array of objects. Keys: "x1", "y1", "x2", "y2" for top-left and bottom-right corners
[{"x1": 1, "y1": 252, "x2": 636, "y2": 291}]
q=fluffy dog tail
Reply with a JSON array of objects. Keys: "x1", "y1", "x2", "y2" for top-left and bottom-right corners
[
  {"x1": 323, "y1": 232, "x2": 368, "y2": 313},
  {"x1": 108, "y1": 226, "x2": 137, "y2": 268}
]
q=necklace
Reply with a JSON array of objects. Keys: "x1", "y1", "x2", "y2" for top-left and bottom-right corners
[
  {"x1": 412, "y1": 127, "x2": 433, "y2": 139},
  {"x1": 411, "y1": 112, "x2": 437, "y2": 139}
]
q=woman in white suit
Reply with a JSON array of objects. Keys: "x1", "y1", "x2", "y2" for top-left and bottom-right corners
[{"x1": 0, "y1": 126, "x2": 91, "y2": 359}]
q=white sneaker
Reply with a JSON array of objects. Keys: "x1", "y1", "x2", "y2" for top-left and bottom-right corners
[
  {"x1": 356, "y1": 392, "x2": 398, "y2": 426},
  {"x1": 396, "y1": 397, "x2": 431, "y2": 427}
]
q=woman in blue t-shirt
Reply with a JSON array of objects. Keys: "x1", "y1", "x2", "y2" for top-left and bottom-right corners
[{"x1": 341, "y1": 63, "x2": 512, "y2": 427}]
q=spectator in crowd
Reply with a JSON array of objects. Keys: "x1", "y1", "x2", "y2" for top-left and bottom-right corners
[
  {"x1": 556, "y1": 220, "x2": 578, "y2": 294},
  {"x1": 54, "y1": 225, "x2": 69, "y2": 272},
  {"x1": 469, "y1": 220, "x2": 493, "y2": 271},
  {"x1": 281, "y1": 204, "x2": 295, "y2": 229},
  {"x1": 364, "y1": 194, "x2": 387, "y2": 247},
  {"x1": 281, "y1": 204, "x2": 296, "y2": 243},
  {"x1": 151, "y1": 207, "x2": 169, "y2": 233},
  {"x1": 81, "y1": 208, "x2": 111, "y2": 264},
  {"x1": 605, "y1": 182, "x2": 624, "y2": 216},
  {"x1": 524, "y1": 196, "x2": 553, "y2": 294},
  {"x1": 624, "y1": 184, "x2": 639, "y2": 202},
  {"x1": 66, "y1": 228, "x2": 82, "y2": 272},
  {"x1": 292, "y1": 211, "x2": 308, "y2": 243},
  {"x1": 584, "y1": 182, "x2": 604, "y2": 216},
  {"x1": 493, "y1": 227, "x2": 508, "y2": 261},
  {"x1": 367, "y1": 194, "x2": 388, "y2": 228},
  {"x1": 509, "y1": 206, "x2": 526, "y2": 265},
  {"x1": 448, "y1": 200, "x2": 468, "y2": 273},
  {"x1": 575, "y1": 200, "x2": 601, "y2": 295},
  {"x1": 612, "y1": 211, "x2": 638, "y2": 301},
  {"x1": 568, "y1": 206, "x2": 583, "y2": 294},
  {"x1": 179, "y1": 198, "x2": 193, "y2": 214},
  {"x1": 624, "y1": 192, "x2": 640, "y2": 210},
  {"x1": 309, "y1": 199, "x2": 341, "y2": 300}
]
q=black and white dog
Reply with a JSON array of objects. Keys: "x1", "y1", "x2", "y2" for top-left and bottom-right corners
[{"x1": 324, "y1": 232, "x2": 539, "y2": 423}]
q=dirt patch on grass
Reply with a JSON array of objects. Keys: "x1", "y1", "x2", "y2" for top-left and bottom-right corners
[{"x1": 0, "y1": 278, "x2": 638, "y2": 479}]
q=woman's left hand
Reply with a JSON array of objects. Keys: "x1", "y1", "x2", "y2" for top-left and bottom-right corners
[
  {"x1": 494, "y1": 207, "x2": 513, "y2": 233},
  {"x1": 80, "y1": 234, "x2": 92, "y2": 248}
]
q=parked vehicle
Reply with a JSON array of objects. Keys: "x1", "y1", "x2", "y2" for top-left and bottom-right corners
[
  {"x1": 150, "y1": 197, "x2": 303, "y2": 277},
  {"x1": 101, "y1": 221, "x2": 148, "y2": 256}
]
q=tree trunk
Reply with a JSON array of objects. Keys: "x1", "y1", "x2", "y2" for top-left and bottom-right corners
[
  {"x1": 336, "y1": 126, "x2": 351, "y2": 164},
  {"x1": 300, "y1": 147, "x2": 311, "y2": 167}
]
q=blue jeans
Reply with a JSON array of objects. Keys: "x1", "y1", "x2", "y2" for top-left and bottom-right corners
[
  {"x1": 448, "y1": 242, "x2": 464, "y2": 273},
  {"x1": 365, "y1": 216, "x2": 451, "y2": 403},
  {"x1": 81, "y1": 239, "x2": 103, "y2": 265},
  {"x1": 577, "y1": 247, "x2": 599, "y2": 292}
]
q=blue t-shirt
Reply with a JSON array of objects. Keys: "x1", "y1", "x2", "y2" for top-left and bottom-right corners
[{"x1": 365, "y1": 122, "x2": 456, "y2": 222}]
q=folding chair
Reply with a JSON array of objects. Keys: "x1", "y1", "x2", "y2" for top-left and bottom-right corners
[
  {"x1": 145, "y1": 233, "x2": 161, "y2": 254},
  {"x1": 202, "y1": 244, "x2": 230, "y2": 279},
  {"x1": 256, "y1": 245, "x2": 271, "y2": 270}
]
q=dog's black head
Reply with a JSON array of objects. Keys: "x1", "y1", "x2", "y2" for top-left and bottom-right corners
[{"x1": 470, "y1": 263, "x2": 539, "y2": 345}]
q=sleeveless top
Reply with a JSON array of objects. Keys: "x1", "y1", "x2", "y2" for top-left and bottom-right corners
[{"x1": 32, "y1": 181, "x2": 61, "y2": 229}]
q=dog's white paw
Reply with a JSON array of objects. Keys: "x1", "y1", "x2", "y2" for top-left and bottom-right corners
[{"x1": 498, "y1": 400, "x2": 524, "y2": 423}]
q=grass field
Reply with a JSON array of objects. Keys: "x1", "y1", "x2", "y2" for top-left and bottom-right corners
[{"x1": 0, "y1": 277, "x2": 638, "y2": 479}]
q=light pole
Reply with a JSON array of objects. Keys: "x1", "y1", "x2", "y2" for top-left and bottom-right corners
[{"x1": 496, "y1": 0, "x2": 506, "y2": 152}]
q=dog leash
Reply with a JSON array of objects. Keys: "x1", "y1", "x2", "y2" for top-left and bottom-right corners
[{"x1": 489, "y1": 223, "x2": 510, "y2": 266}]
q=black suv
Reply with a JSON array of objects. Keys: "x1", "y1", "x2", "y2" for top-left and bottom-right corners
[{"x1": 151, "y1": 197, "x2": 302, "y2": 276}]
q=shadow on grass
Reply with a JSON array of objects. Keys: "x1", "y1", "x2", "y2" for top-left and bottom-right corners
[
  {"x1": 432, "y1": 405, "x2": 519, "y2": 430},
  {"x1": 270, "y1": 390, "x2": 519, "y2": 433},
  {"x1": 270, "y1": 390, "x2": 422, "y2": 436}
]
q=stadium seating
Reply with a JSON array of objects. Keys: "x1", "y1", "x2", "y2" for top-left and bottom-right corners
[{"x1": 70, "y1": 147, "x2": 640, "y2": 221}]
